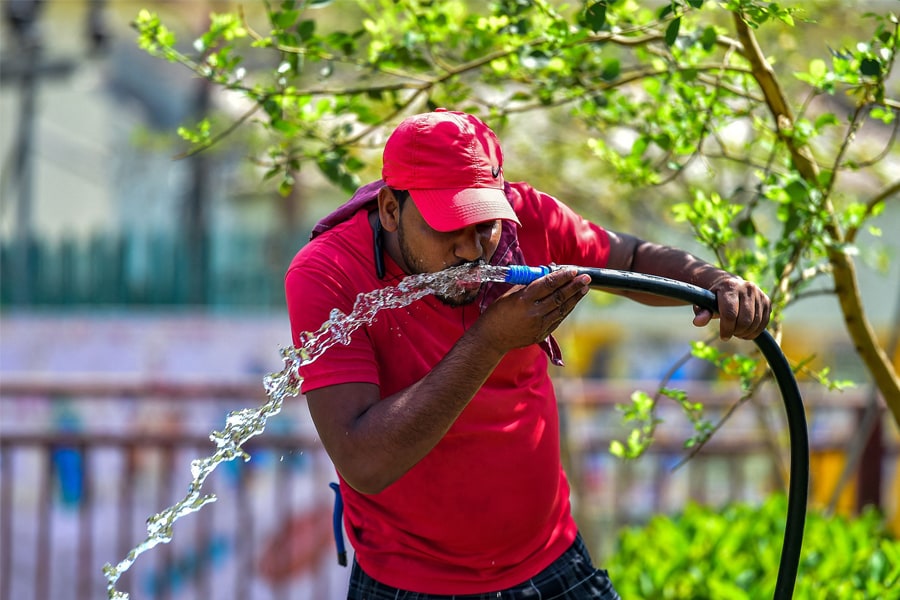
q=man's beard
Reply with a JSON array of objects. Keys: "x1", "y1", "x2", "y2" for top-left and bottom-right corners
[{"x1": 398, "y1": 226, "x2": 483, "y2": 307}]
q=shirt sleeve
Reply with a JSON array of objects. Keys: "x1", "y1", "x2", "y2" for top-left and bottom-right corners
[{"x1": 284, "y1": 254, "x2": 381, "y2": 394}]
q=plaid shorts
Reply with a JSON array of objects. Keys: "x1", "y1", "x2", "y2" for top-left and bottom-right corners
[{"x1": 347, "y1": 534, "x2": 621, "y2": 600}]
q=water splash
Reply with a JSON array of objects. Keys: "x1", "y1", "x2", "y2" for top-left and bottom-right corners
[{"x1": 103, "y1": 263, "x2": 510, "y2": 599}]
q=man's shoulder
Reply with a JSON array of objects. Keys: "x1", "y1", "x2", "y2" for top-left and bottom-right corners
[
  {"x1": 506, "y1": 181, "x2": 560, "y2": 224},
  {"x1": 291, "y1": 210, "x2": 369, "y2": 264},
  {"x1": 286, "y1": 209, "x2": 373, "y2": 290},
  {"x1": 506, "y1": 180, "x2": 540, "y2": 201}
]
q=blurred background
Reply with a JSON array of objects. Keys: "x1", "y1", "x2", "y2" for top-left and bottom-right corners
[{"x1": 1, "y1": 1, "x2": 898, "y2": 599}]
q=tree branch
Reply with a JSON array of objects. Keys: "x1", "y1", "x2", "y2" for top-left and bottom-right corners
[
  {"x1": 846, "y1": 179, "x2": 900, "y2": 243},
  {"x1": 734, "y1": 11, "x2": 900, "y2": 424}
]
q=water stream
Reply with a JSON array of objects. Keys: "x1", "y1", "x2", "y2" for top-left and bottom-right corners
[{"x1": 103, "y1": 263, "x2": 510, "y2": 599}]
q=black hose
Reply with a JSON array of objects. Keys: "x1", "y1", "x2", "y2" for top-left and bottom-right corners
[{"x1": 568, "y1": 267, "x2": 808, "y2": 600}]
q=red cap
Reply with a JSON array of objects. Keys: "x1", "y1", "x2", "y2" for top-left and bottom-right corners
[{"x1": 382, "y1": 109, "x2": 521, "y2": 232}]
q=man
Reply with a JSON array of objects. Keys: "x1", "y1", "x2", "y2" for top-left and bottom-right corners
[{"x1": 284, "y1": 109, "x2": 770, "y2": 598}]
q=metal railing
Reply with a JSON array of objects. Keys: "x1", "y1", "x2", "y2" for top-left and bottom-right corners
[
  {"x1": 1, "y1": 379, "x2": 341, "y2": 600},
  {"x1": 1, "y1": 379, "x2": 895, "y2": 600},
  {"x1": 0, "y1": 231, "x2": 296, "y2": 308}
]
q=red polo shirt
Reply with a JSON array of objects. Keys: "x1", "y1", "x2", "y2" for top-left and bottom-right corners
[{"x1": 284, "y1": 182, "x2": 610, "y2": 593}]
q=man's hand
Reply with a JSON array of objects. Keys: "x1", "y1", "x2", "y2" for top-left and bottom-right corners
[
  {"x1": 476, "y1": 268, "x2": 592, "y2": 351},
  {"x1": 693, "y1": 277, "x2": 771, "y2": 340}
]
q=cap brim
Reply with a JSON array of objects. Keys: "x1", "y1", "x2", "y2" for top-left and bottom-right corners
[{"x1": 408, "y1": 188, "x2": 521, "y2": 232}]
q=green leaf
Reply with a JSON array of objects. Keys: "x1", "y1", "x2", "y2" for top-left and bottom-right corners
[
  {"x1": 870, "y1": 107, "x2": 896, "y2": 125},
  {"x1": 297, "y1": 19, "x2": 316, "y2": 40},
  {"x1": 808, "y1": 58, "x2": 827, "y2": 79},
  {"x1": 609, "y1": 440, "x2": 625, "y2": 458},
  {"x1": 665, "y1": 17, "x2": 681, "y2": 46},
  {"x1": 278, "y1": 173, "x2": 295, "y2": 197},
  {"x1": 584, "y1": 1, "x2": 607, "y2": 32},
  {"x1": 784, "y1": 179, "x2": 808, "y2": 204},
  {"x1": 631, "y1": 136, "x2": 648, "y2": 158},
  {"x1": 814, "y1": 112, "x2": 840, "y2": 130},
  {"x1": 600, "y1": 58, "x2": 621, "y2": 81},
  {"x1": 270, "y1": 118, "x2": 297, "y2": 134},
  {"x1": 271, "y1": 10, "x2": 299, "y2": 30},
  {"x1": 700, "y1": 26, "x2": 717, "y2": 51},
  {"x1": 860, "y1": 57, "x2": 881, "y2": 76},
  {"x1": 737, "y1": 216, "x2": 757, "y2": 237}
]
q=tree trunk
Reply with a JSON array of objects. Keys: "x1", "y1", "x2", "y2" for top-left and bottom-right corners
[{"x1": 733, "y1": 13, "x2": 900, "y2": 425}]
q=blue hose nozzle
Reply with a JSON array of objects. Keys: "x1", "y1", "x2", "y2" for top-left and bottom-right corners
[{"x1": 504, "y1": 265, "x2": 551, "y2": 285}]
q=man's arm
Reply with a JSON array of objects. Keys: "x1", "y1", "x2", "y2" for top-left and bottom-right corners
[
  {"x1": 305, "y1": 268, "x2": 591, "y2": 494},
  {"x1": 605, "y1": 230, "x2": 771, "y2": 340}
]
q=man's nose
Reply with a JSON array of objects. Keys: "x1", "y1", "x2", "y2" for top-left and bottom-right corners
[{"x1": 453, "y1": 226, "x2": 485, "y2": 262}]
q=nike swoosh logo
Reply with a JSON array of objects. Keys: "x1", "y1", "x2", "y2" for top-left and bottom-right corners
[{"x1": 491, "y1": 165, "x2": 502, "y2": 178}]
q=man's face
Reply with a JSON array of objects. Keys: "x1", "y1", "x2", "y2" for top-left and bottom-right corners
[{"x1": 396, "y1": 200, "x2": 502, "y2": 307}]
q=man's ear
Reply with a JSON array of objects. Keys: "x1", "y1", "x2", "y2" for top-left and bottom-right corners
[{"x1": 377, "y1": 187, "x2": 402, "y2": 232}]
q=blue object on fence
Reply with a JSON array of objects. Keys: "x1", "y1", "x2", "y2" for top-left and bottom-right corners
[{"x1": 329, "y1": 482, "x2": 348, "y2": 566}]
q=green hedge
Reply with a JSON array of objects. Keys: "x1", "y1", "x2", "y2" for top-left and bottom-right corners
[{"x1": 606, "y1": 495, "x2": 899, "y2": 599}]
